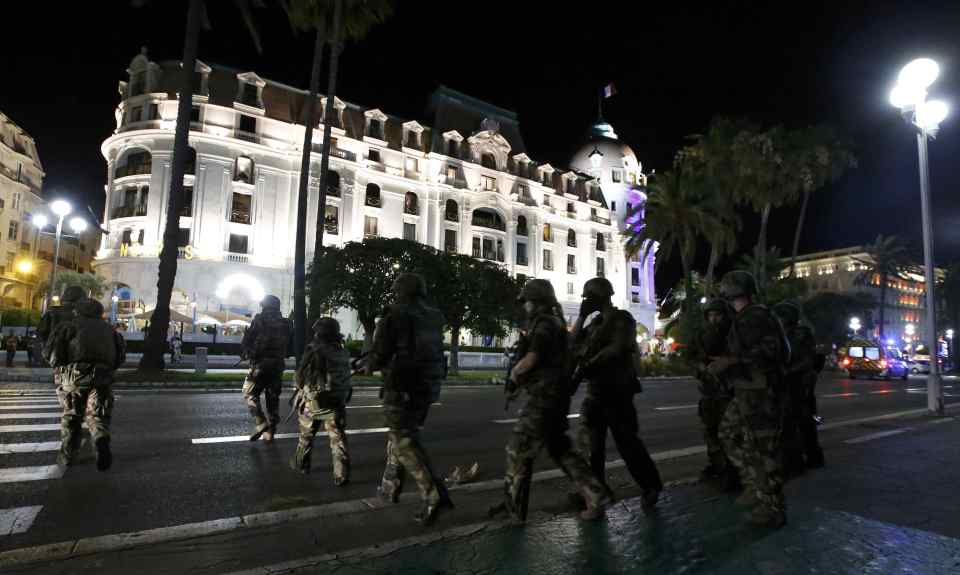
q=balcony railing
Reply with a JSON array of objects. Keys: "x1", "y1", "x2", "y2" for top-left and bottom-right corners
[
  {"x1": 366, "y1": 161, "x2": 385, "y2": 172},
  {"x1": 311, "y1": 145, "x2": 357, "y2": 163},
  {"x1": 543, "y1": 261, "x2": 554, "y2": 271},
  {"x1": 404, "y1": 204, "x2": 419, "y2": 216},
  {"x1": 365, "y1": 196, "x2": 382, "y2": 208},
  {"x1": 237, "y1": 130, "x2": 259, "y2": 144},
  {"x1": 225, "y1": 253, "x2": 249, "y2": 264},
  {"x1": 114, "y1": 164, "x2": 151, "y2": 179},
  {"x1": 445, "y1": 211, "x2": 459, "y2": 222},
  {"x1": 325, "y1": 185, "x2": 341, "y2": 198},
  {"x1": 442, "y1": 174, "x2": 468, "y2": 189},
  {"x1": 111, "y1": 205, "x2": 148, "y2": 219},
  {"x1": 567, "y1": 265, "x2": 577, "y2": 274},
  {"x1": 591, "y1": 215, "x2": 612, "y2": 225},
  {"x1": 517, "y1": 256, "x2": 528, "y2": 267},
  {"x1": 178, "y1": 247, "x2": 191, "y2": 259}
]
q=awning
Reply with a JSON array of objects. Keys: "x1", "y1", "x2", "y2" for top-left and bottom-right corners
[{"x1": 134, "y1": 308, "x2": 195, "y2": 324}]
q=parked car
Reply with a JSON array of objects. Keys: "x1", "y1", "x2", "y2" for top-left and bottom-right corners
[{"x1": 838, "y1": 339, "x2": 908, "y2": 380}]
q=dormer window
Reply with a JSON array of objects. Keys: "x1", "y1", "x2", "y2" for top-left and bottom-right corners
[
  {"x1": 364, "y1": 109, "x2": 387, "y2": 140},
  {"x1": 611, "y1": 168, "x2": 622, "y2": 183},
  {"x1": 241, "y1": 83, "x2": 258, "y2": 107},
  {"x1": 236, "y1": 72, "x2": 265, "y2": 109},
  {"x1": 447, "y1": 139, "x2": 459, "y2": 158},
  {"x1": 481, "y1": 153, "x2": 497, "y2": 170},
  {"x1": 403, "y1": 121, "x2": 424, "y2": 150},
  {"x1": 367, "y1": 119, "x2": 384, "y2": 139},
  {"x1": 405, "y1": 131, "x2": 419, "y2": 149}
]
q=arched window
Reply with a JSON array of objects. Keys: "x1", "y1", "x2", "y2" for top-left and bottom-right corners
[
  {"x1": 517, "y1": 215, "x2": 528, "y2": 237},
  {"x1": 445, "y1": 199, "x2": 459, "y2": 222},
  {"x1": 115, "y1": 148, "x2": 152, "y2": 179},
  {"x1": 404, "y1": 192, "x2": 419, "y2": 215},
  {"x1": 567, "y1": 229, "x2": 577, "y2": 247},
  {"x1": 326, "y1": 170, "x2": 341, "y2": 197},
  {"x1": 184, "y1": 147, "x2": 197, "y2": 176},
  {"x1": 471, "y1": 208, "x2": 506, "y2": 231},
  {"x1": 481, "y1": 153, "x2": 497, "y2": 170},
  {"x1": 543, "y1": 223, "x2": 553, "y2": 243},
  {"x1": 234, "y1": 156, "x2": 254, "y2": 183},
  {"x1": 365, "y1": 183, "x2": 381, "y2": 207}
]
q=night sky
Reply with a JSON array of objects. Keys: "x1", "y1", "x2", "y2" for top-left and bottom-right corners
[{"x1": 3, "y1": 1, "x2": 960, "y2": 293}]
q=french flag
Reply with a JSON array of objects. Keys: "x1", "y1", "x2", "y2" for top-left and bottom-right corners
[{"x1": 602, "y1": 83, "x2": 617, "y2": 99}]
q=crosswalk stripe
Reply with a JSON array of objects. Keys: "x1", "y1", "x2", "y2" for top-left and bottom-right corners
[
  {"x1": 0, "y1": 424, "x2": 60, "y2": 433},
  {"x1": 0, "y1": 413, "x2": 61, "y2": 420},
  {"x1": 0, "y1": 399, "x2": 58, "y2": 404},
  {"x1": 654, "y1": 404, "x2": 699, "y2": 411},
  {"x1": 0, "y1": 465, "x2": 64, "y2": 483},
  {"x1": 345, "y1": 402, "x2": 441, "y2": 410},
  {"x1": 491, "y1": 413, "x2": 579, "y2": 424},
  {"x1": 0, "y1": 404, "x2": 60, "y2": 410},
  {"x1": 0, "y1": 442, "x2": 61, "y2": 454},
  {"x1": 0, "y1": 506, "x2": 43, "y2": 536},
  {"x1": 191, "y1": 426, "x2": 390, "y2": 445}
]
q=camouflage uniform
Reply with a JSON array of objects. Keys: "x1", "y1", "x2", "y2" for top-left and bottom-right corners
[
  {"x1": 693, "y1": 299, "x2": 735, "y2": 479},
  {"x1": 369, "y1": 273, "x2": 452, "y2": 525},
  {"x1": 499, "y1": 279, "x2": 611, "y2": 522},
  {"x1": 241, "y1": 296, "x2": 292, "y2": 440},
  {"x1": 715, "y1": 271, "x2": 788, "y2": 527},
  {"x1": 43, "y1": 299, "x2": 126, "y2": 470},
  {"x1": 38, "y1": 285, "x2": 84, "y2": 407},
  {"x1": 774, "y1": 303, "x2": 824, "y2": 470},
  {"x1": 290, "y1": 318, "x2": 353, "y2": 484},
  {"x1": 573, "y1": 288, "x2": 662, "y2": 502}
]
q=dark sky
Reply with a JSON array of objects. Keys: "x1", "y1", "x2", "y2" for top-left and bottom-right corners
[{"x1": 3, "y1": 1, "x2": 960, "y2": 292}]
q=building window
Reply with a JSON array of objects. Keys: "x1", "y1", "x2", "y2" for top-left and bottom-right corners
[
  {"x1": 518, "y1": 184, "x2": 529, "y2": 200},
  {"x1": 472, "y1": 237, "x2": 481, "y2": 258},
  {"x1": 497, "y1": 239, "x2": 505, "y2": 262},
  {"x1": 368, "y1": 149, "x2": 381, "y2": 163},
  {"x1": 482, "y1": 175, "x2": 497, "y2": 192},
  {"x1": 567, "y1": 229, "x2": 577, "y2": 247},
  {"x1": 325, "y1": 170, "x2": 341, "y2": 197},
  {"x1": 147, "y1": 103, "x2": 159, "y2": 121},
  {"x1": 445, "y1": 165, "x2": 458, "y2": 180},
  {"x1": 238, "y1": 115, "x2": 257, "y2": 139},
  {"x1": 228, "y1": 233, "x2": 248, "y2": 254},
  {"x1": 404, "y1": 192, "x2": 419, "y2": 215},
  {"x1": 631, "y1": 292, "x2": 640, "y2": 303},
  {"x1": 115, "y1": 149, "x2": 152, "y2": 179},
  {"x1": 543, "y1": 249, "x2": 553, "y2": 271},
  {"x1": 566, "y1": 180, "x2": 575, "y2": 195},
  {"x1": 568, "y1": 282, "x2": 575, "y2": 295},
  {"x1": 597, "y1": 233, "x2": 606, "y2": 251},
  {"x1": 180, "y1": 186, "x2": 193, "y2": 217},
  {"x1": 567, "y1": 254, "x2": 576, "y2": 274},
  {"x1": 241, "y1": 83, "x2": 259, "y2": 107},
  {"x1": 177, "y1": 228, "x2": 191, "y2": 247},
  {"x1": 137, "y1": 229, "x2": 144, "y2": 244},
  {"x1": 567, "y1": 202, "x2": 575, "y2": 216},
  {"x1": 543, "y1": 223, "x2": 553, "y2": 243},
  {"x1": 405, "y1": 157, "x2": 419, "y2": 173},
  {"x1": 7, "y1": 221, "x2": 17, "y2": 241},
  {"x1": 190, "y1": 105, "x2": 201, "y2": 123},
  {"x1": 446, "y1": 139, "x2": 458, "y2": 158},
  {"x1": 230, "y1": 193, "x2": 252, "y2": 224},
  {"x1": 364, "y1": 216, "x2": 378, "y2": 237},
  {"x1": 367, "y1": 119, "x2": 383, "y2": 139},
  {"x1": 597, "y1": 257, "x2": 605, "y2": 278},
  {"x1": 517, "y1": 215, "x2": 528, "y2": 236},
  {"x1": 405, "y1": 131, "x2": 419, "y2": 149},
  {"x1": 403, "y1": 222, "x2": 417, "y2": 241},
  {"x1": 445, "y1": 199, "x2": 459, "y2": 222},
  {"x1": 234, "y1": 156, "x2": 254, "y2": 183},
  {"x1": 481, "y1": 153, "x2": 497, "y2": 170},
  {"x1": 11, "y1": 192, "x2": 20, "y2": 211},
  {"x1": 365, "y1": 183, "x2": 381, "y2": 207},
  {"x1": 611, "y1": 169, "x2": 622, "y2": 183},
  {"x1": 516, "y1": 242, "x2": 528, "y2": 266},
  {"x1": 121, "y1": 229, "x2": 132, "y2": 245},
  {"x1": 444, "y1": 229, "x2": 457, "y2": 253},
  {"x1": 611, "y1": 201, "x2": 616, "y2": 212},
  {"x1": 129, "y1": 106, "x2": 142, "y2": 123},
  {"x1": 631, "y1": 267, "x2": 640, "y2": 286},
  {"x1": 324, "y1": 205, "x2": 339, "y2": 235},
  {"x1": 472, "y1": 208, "x2": 506, "y2": 231}
]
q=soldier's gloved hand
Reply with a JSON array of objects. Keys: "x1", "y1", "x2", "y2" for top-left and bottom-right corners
[{"x1": 707, "y1": 356, "x2": 734, "y2": 376}]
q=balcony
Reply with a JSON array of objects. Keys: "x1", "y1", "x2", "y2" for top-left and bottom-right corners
[
  {"x1": 365, "y1": 196, "x2": 382, "y2": 208},
  {"x1": 543, "y1": 261, "x2": 554, "y2": 271},
  {"x1": 225, "y1": 253, "x2": 249, "y2": 264},
  {"x1": 404, "y1": 169, "x2": 421, "y2": 181},
  {"x1": 311, "y1": 145, "x2": 357, "y2": 163},
  {"x1": 111, "y1": 205, "x2": 148, "y2": 219},
  {"x1": 442, "y1": 174, "x2": 468, "y2": 189},
  {"x1": 325, "y1": 185, "x2": 341, "y2": 198},
  {"x1": 567, "y1": 265, "x2": 577, "y2": 274},
  {"x1": 114, "y1": 164, "x2": 151, "y2": 179},
  {"x1": 366, "y1": 161, "x2": 385, "y2": 173},
  {"x1": 237, "y1": 130, "x2": 260, "y2": 144},
  {"x1": 591, "y1": 215, "x2": 612, "y2": 225}
]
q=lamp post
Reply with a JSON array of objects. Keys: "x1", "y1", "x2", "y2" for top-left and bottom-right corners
[
  {"x1": 39, "y1": 201, "x2": 87, "y2": 312},
  {"x1": 890, "y1": 58, "x2": 949, "y2": 416},
  {"x1": 849, "y1": 316, "x2": 861, "y2": 336}
]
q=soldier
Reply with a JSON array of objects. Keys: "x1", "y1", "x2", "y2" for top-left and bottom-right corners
[
  {"x1": 289, "y1": 317, "x2": 353, "y2": 484},
  {"x1": 366, "y1": 273, "x2": 453, "y2": 525},
  {"x1": 773, "y1": 301, "x2": 824, "y2": 471},
  {"x1": 692, "y1": 298, "x2": 737, "y2": 486},
  {"x1": 491, "y1": 279, "x2": 612, "y2": 522},
  {"x1": 708, "y1": 270, "x2": 788, "y2": 528},
  {"x1": 43, "y1": 299, "x2": 125, "y2": 469},
  {"x1": 37, "y1": 285, "x2": 85, "y2": 344},
  {"x1": 241, "y1": 295, "x2": 293, "y2": 442},
  {"x1": 571, "y1": 277, "x2": 662, "y2": 510}
]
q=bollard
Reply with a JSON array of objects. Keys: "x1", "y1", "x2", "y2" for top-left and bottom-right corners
[{"x1": 195, "y1": 347, "x2": 208, "y2": 375}]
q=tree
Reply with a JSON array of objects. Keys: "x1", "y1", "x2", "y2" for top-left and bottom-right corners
[
  {"x1": 803, "y1": 291, "x2": 877, "y2": 348},
  {"x1": 41, "y1": 271, "x2": 108, "y2": 300},
  {"x1": 735, "y1": 245, "x2": 787, "y2": 295},
  {"x1": 286, "y1": 0, "x2": 392, "y2": 362},
  {"x1": 854, "y1": 235, "x2": 912, "y2": 340},
  {"x1": 936, "y1": 263, "x2": 960, "y2": 360},
  {"x1": 138, "y1": 0, "x2": 263, "y2": 372}
]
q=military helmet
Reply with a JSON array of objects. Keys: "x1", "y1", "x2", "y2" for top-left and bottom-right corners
[
  {"x1": 76, "y1": 299, "x2": 104, "y2": 318},
  {"x1": 772, "y1": 301, "x2": 802, "y2": 326},
  {"x1": 312, "y1": 317, "x2": 341, "y2": 337},
  {"x1": 392, "y1": 272, "x2": 427, "y2": 299},
  {"x1": 261, "y1": 295, "x2": 282, "y2": 310},
  {"x1": 702, "y1": 298, "x2": 728, "y2": 317},
  {"x1": 61, "y1": 285, "x2": 86, "y2": 303},
  {"x1": 582, "y1": 277, "x2": 615, "y2": 300},
  {"x1": 517, "y1": 279, "x2": 556, "y2": 304},
  {"x1": 719, "y1": 270, "x2": 758, "y2": 300}
]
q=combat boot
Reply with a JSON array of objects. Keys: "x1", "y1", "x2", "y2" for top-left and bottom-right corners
[
  {"x1": 579, "y1": 486, "x2": 613, "y2": 521},
  {"x1": 249, "y1": 422, "x2": 270, "y2": 441},
  {"x1": 56, "y1": 435, "x2": 81, "y2": 467},
  {"x1": 640, "y1": 488, "x2": 661, "y2": 512},
  {"x1": 748, "y1": 505, "x2": 786, "y2": 529},
  {"x1": 290, "y1": 447, "x2": 311, "y2": 475},
  {"x1": 414, "y1": 496, "x2": 454, "y2": 526},
  {"x1": 377, "y1": 486, "x2": 399, "y2": 504},
  {"x1": 95, "y1": 437, "x2": 112, "y2": 471},
  {"x1": 262, "y1": 429, "x2": 275, "y2": 442}
]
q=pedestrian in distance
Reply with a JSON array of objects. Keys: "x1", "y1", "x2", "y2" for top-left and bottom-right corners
[
  {"x1": 365, "y1": 272, "x2": 453, "y2": 526},
  {"x1": 241, "y1": 295, "x2": 293, "y2": 442},
  {"x1": 5, "y1": 331, "x2": 17, "y2": 367},
  {"x1": 490, "y1": 279, "x2": 612, "y2": 523},
  {"x1": 290, "y1": 317, "x2": 353, "y2": 485},
  {"x1": 43, "y1": 298, "x2": 126, "y2": 470}
]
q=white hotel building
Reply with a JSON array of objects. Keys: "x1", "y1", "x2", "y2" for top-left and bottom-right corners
[{"x1": 95, "y1": 51, "x2": 657, "y2": 339}]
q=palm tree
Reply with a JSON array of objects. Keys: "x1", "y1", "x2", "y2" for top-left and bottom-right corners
[
  {"x1": 854, "y1": 235, "x2": 912, "y2": 340},
  {"x1": 138, "y1": 0, "x2": 263, "y2": 371},
  {"x1": 285, "y1": 0, "x2": 392, "y2": 361},
  {"x1": 736, "y1": 245, "x2": 786, "y2": 289}
]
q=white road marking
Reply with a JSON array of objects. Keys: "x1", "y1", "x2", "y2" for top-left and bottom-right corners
[
  {"x1": 654, "y1": 404, "x2": 699, "y2": 411},
  {"x1": 491, "y1": 413, "x2": 579, "y2": 424},
  {"x1": 818, "y1": 405, "x2": 958, "y2": 430},
  {"x1": 927, "y1": 417, "x2": 956, "y2": 425},
  {"x1": 0, "y1": 506, "x2": 43, "y2": 536},
  {"x1": 346, "y1": 402, "x2": 442, "y2": 410},
  {"x1": 820, "y1": 392, "x2": 859, "y2": 398},
  {"x1": 0, "y1": 399, "x2": 58, "y2": 404},
  {"x1": 0, "y1": 465, "x2": 64, "y2": 483},
  {"x1": 868, "y1": 390, "x2": 896, "y2": 395},
  {"x1": 844, "y1": 428, "x2": 912, "y2": 444},
  {"x1": 0, "y1": 413, "x2": 61, "y2": 420},
  {"x1": 0, "y1": 424, "x2": 60, "y2": 433},
  {"x1": 0, "y1": 404, "x2": 60, "y2": 410},
  {"x1": 190, "y1": 427, "x2": 390, "y2": 445},
  {"x1": 0, "y1": 442, "x2": 60, "y2": 454}
]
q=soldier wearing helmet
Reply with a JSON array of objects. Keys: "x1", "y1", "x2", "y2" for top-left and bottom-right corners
[
  {"x1": 570, "y1": 277, "x2": 662, "y2": 511},
  {"x1": 241, "y1": 294, "x2": 293, "y2": 442},
  {"x1": 772, "y1": 301, "x2": 824, "y2": 472},
  {"x1": 38, "y1": 285, "x2": 87, "y2": 412},
  {"x1": 289, "y1": 317, "x2": 353, "y2": 483},
  {"x1": 366, "y1": 272, "x2": 452, "y2": 525},
  {"x1": 709, "y1": 270, "x2": 789, "y2": 528},
  {"x1": 490, "y1": 278, "x2": 611, "y2": 523},
  {"x1": 691, "y1": 298, "x2": 736, "y2": 487}
]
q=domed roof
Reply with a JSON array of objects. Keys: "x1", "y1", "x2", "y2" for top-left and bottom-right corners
[{"x1": 569, "y1": 118, "x2": 640, "y2": 174}]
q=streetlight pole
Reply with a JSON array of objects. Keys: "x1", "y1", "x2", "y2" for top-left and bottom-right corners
[{"x1": 44, "y1": 212, "x2": 65, "y2": 312}]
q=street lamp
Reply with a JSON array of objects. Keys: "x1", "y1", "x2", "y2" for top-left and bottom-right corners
[
  {"x1": 40, "y1": 200, "x2": 86, "y2": 311},
  {"x1": 890, "y1": 57, "x2": 948, "y2": 415},
  {"x1": 110, "y1": 293, "x2": 119, "y2": 325},
  {"x1": 849, "y1": 317, "x2": 861, "y2": 335}
]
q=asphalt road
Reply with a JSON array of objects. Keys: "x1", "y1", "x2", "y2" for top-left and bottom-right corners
[{"x1": 0, "y1": 373, "x2": 954, "y2": 554}]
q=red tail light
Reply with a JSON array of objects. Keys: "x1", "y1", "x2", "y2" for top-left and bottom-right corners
[{"x1": 842, "y1": 357, "x2": 850, "y2": 367}]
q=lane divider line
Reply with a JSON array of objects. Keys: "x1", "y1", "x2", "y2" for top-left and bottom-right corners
[
  {"x1": 0, "y1": 506, "x2": 43, "y2": 537},
  {"x1": 491, "y1": 413, "x2": 580, "y2": 425},
  {"x1": 191, "y1": 427, "x2": 390, "y2": 445},
  {"x1": 843, "y1": 428, "x2": 912, "y2": 444}
]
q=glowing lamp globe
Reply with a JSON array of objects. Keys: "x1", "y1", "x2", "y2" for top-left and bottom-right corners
[
  {"x1": 69, "y1": 217, "x2": 87, "y2": 233},
  {"x1": 898, "y1": 58, "x2": 940, "y2": 90},
  {"x1": 916, "y1": 99, "x2": 949, "y2": 130},
  {"x1": 51, "y1": 200, "x2": 72, "y2": 217},
  {"x1": 32, "y1": 214, "x2": 48, "y2": 229}
]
